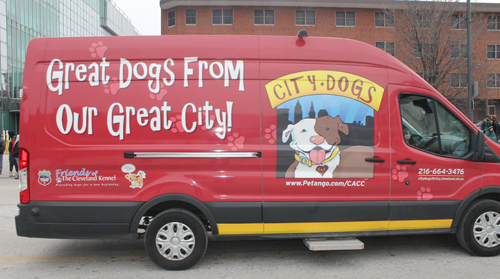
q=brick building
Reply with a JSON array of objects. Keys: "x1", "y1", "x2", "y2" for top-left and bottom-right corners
[{"x1": 160, "y1": 0, "x2": 500, "y2": 121}]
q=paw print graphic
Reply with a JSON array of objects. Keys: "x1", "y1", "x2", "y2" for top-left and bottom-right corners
[
  {"x1": 264, "y1": 125, "x2": 277, "y2": 144},
  {"x1": 170, "y1": 115, "x2": 184, "y2": 133},
  {"x1": 227, "y1": 133, "x2": 245, "y2": 151},
  {"x1": 417, "y1": 187, "x2": 433, "y2": 201},
  {"x1": 149, "y1": 83, "x2": 168, "y2": 101},
  {"x1": 392, "y1": 164, "x2": 409, "y2": 182},
  {"x1": 89, "y1": 41, "x2": 108, "y2": 58},
  {"x1": 103, "y1": 77, "x2": 121, "y2": 95}
]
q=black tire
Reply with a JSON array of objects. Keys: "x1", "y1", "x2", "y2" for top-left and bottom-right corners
[
  {"x1": 145, "y1": 209, "x2": 208, "y2": 270},
  {"x1": 456, "y1": 199, "x2": 500, "y2": 256}
]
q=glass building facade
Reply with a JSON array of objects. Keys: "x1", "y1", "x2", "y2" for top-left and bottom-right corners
[{"x1": 0, "y1": 0, "x2": 140, "y2": 133}]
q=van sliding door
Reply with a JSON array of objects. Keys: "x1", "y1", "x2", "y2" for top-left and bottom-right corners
[{"x1": 260, "y1": 62, "x2": 391, "y2": 236}]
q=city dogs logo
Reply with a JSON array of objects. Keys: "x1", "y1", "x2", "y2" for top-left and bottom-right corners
[
  {"x1": 266, "y1": 70, "x2": 384, "y2": 179},
  {"x1": 38, "y1": 170, "x2": 52, "y2": 186}
]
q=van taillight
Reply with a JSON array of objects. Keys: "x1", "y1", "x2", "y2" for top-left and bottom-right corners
[{"x1": 19, "y1": 148, "x2": 29, "y2": 204}]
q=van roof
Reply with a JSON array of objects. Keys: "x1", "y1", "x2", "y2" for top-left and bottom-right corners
[
  {"x1": 30, "y1": 35, "x2": 413, "y2": 72},
  {"x1": 25, "y1": 34, "x2": 440, "y2": 104},
  {"x1": 26, "y1": 34, "x2": 437, "y2": 96}
]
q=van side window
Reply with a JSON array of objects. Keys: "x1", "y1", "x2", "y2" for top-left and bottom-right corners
[{"x1": 399, "y1": 95, "x2": 470, "y2": 158}]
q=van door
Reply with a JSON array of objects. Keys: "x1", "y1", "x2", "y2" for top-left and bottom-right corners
[
  {"x1": 388, "y1": 85, "x2": 483, "y2": 232},
  {"x1": 260, "y1": 62, "x2": 392, "y2": 235}
]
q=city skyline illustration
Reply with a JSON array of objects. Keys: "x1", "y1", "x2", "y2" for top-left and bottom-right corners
[{"x1": 277, "y1": 95, "x2": 374, "y2": 125}]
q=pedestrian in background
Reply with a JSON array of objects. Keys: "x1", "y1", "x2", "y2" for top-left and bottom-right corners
[
  {"x1": 8, "y1": 131, "x2": 17, "y2": 177},
  {"x1": 493, "y1": 115, "x2": 500, "y2": 142},
  {"x1": 480, "y1": 115, "x2": 493, "y2": 131},
  {"x1": 486, "y1": 126, "x2": 497, "y2": 142},
  {"x1": 0, "y1": 134, "x2": 5, "y2": 175},
  {"x1": 11, "y1": 135, "x2": 19, "y2": 179}
]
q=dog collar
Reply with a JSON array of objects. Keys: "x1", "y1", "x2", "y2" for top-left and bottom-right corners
[{"x1": 295, "y1": 147, "x2": 339, "y2": 167}]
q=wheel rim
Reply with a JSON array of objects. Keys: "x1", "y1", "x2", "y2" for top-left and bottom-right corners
[
  {"x1": 473, "y1": 211, "x2": 500, "y2": 248},
  {"x1": 155, "y1": 222, "x2": 196, "y2": 261}
]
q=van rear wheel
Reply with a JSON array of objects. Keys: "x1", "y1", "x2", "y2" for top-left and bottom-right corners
[
  {"x1": 145, "y1": 209, "x2": 208, "y2": 270},
  {"x1": 456, "y1": 199, "x2": 500, "y2": 256}
]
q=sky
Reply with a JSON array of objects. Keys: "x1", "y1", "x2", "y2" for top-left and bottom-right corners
[
  {"x1": 110, "y1": 0, "x2": 500, "y2": 36},
  {"x1": 112, "y1": 0, "x2": 161, "y2": 36}
]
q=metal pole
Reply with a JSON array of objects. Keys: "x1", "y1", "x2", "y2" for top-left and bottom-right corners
[{"x1": 467, "y1": 0, "x2": 473, "y2": 121}]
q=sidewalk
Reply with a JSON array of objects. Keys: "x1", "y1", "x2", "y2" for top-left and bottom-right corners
[{"x1": 0, "y1": 154, "x2": 16, "y2": 179}]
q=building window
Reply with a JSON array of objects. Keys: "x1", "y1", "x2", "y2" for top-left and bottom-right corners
[
  {"x1": 451, "y1": 73, "x2": 467, "y2": 88},
  {"x1": 488, "y1": 105, "x2": 496, "y2": 116},
  {"x1": 336, "y1": 11, "x2": 355, "y2": 26},
  {"x1": 212, "y1": 9, "x2": 233, "y2": 25},
  {"x1": 296, "y1": 10, "x2": 315, "y2": 26},
  {"x1": 451, "y1": 14, "x2": 467, "y2": 30},
  {"x1": 487, "y1": 73, "x2": 500, "y2": 88},
  {"x1": 487, "y1": 16, "x2": 500, "y2": 30},
  {"x1": 254, "y1": 9, "x2": 274, "y2": 25},
  {"x1": 451, "y1": 43, "x2": 467, "y2": 58},
  {"x1": 375, "y1": 12, "x2": 394, "y2": 27},
  {"x1": 168, "y1": 11, "x2": 175, "y2": 27},
  {"x1": 185, "y1": 9, "x2": 196, "y2": 25},
  {"x1": 375, "y1": 42, "x2": 395, "y2": 56},
  {"x1": 413, "y1": 43, "x2": 435, "y2": 58},
  {"x1": 416, "y1": 13, "x2": 431, "y2": 28},
  {"x1": 487, "y1": 44, "x2": 500, "y2": 59}
]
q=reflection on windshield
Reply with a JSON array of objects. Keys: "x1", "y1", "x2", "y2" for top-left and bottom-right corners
[{"x1": 400, "y1": 95, "x2": 470, "y2": 158}]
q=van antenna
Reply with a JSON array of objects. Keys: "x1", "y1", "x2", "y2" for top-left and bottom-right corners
[
  {"x1": 297, "y1": 29, "x2": 308, "y2": 38},
  {"x1": 296, "y1": 30, "x2": 308, "y2": 47}
]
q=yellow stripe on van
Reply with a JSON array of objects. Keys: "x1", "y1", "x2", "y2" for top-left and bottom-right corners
[
  {"x1": 217, "y1": 224, "x2": 264, "y2": 235},
  {"x1": 388, "y1": 219, "x2": 453, "y2": 230},
  {"x1": 217, "y1": 220, "x2": 453, "y2": 235},
  {"x1": 264, "y1": 221, "x2": 389, "y2": 234}
]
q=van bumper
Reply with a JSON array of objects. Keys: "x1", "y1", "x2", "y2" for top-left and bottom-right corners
[{"x1": 16, "y1": 201, "x2": 144, "y2": 238}]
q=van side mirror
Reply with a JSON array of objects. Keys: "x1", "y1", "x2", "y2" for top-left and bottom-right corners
[{"x1": 473, "y1": 130, "x2": 485, "y2": 161}]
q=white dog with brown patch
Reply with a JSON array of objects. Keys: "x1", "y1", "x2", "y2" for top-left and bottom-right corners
[{"x1": 282, "y1": 116, "x2": 349, "y2": 178}]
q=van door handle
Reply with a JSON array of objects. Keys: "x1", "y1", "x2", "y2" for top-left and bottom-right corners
[
  {"x1": 365, "y1": 158, "x2": 385, "y2": 163},
  {"x1": 397, "y1": 160, "x2": 416, "y2": 165}
]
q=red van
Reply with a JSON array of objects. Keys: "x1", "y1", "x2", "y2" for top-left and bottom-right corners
[{"x1": 16, "y1": 35, "x2": 500, "y2": 270}]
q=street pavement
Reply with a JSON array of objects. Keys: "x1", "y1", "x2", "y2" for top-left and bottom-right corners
[{"x1": 0, "y1": 153, "x2": 13, "y2": 178}]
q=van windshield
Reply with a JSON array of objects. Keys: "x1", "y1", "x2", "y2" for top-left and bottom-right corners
[{"x1": 400, "y1": 95, "x2": 470, "y2": 158}]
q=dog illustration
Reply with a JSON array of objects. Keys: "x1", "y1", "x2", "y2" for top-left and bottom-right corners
[
  {"x1": 282, "y1": 116, "x2": 349, "y2": 178},
  {"x1": 125, "y1": 170, "x2": 146, "y2": 188}
]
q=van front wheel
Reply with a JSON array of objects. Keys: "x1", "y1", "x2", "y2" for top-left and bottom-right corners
[
  {"x1": 456, "y1": 199, "x2": 500, "y2": 256},
  {"x1": 145, "y1": 209, "x2": 208, "y2": 270}
]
